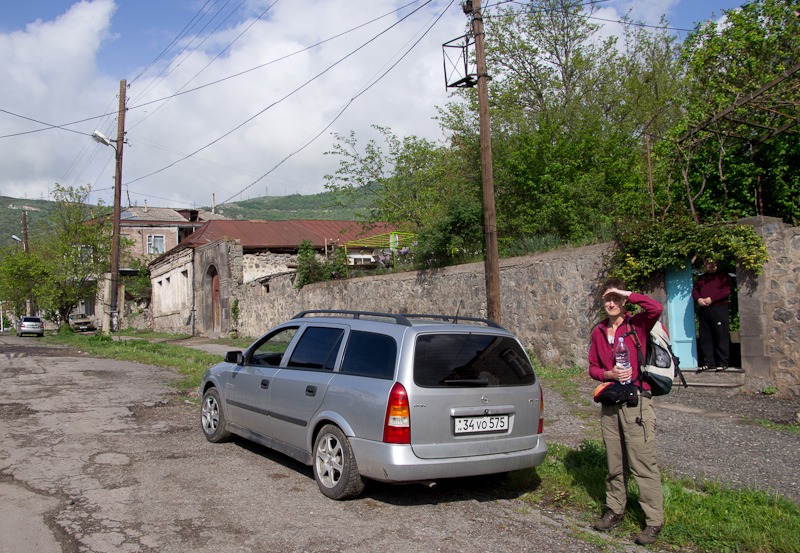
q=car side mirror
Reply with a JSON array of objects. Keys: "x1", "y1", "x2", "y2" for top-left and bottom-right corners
[{"x1": 224, "y1": 351, "x2": 244, "y2": 365}]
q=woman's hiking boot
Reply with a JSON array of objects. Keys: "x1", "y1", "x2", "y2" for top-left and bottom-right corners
[{"x1": 594, "y1": 510, "x2": 624, "y2": 531}]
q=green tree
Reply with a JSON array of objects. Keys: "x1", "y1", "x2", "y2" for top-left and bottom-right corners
[
  {"x1": 31, "y1": 184, "x2": 113, "y2": 323},
  {"x1": 324, "y1": 126, "x2": 456, "y2": 228},
  {"x1": 439, "y1": 0, "x2": 685, "y2": 243},
  {"x1": 0, "y1": 245, "x2": 43, "y2": 318},
  {"x1": 671, "y1": 0, "x2": 800, "y2": 224}
]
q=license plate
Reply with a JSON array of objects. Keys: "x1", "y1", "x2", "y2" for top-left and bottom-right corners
[{"x1": 454, "y1": 415, "x2": 509, "y2": 434}]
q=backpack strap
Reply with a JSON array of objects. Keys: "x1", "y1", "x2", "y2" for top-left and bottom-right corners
[{"x1": 623, "y1": 321, "x2": 645, "y2": 389}]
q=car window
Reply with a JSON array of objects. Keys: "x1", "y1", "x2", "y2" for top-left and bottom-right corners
[
  {"x1": 286, "y1": 326, "x2": 344, "y2": 371},
  {"x1": 413, "y1": 334, "x2": 536, "y2": 387},
  {"x1": 340, "y1": 331, "x2": 397, "y2": 379},
  {"x1": 249, "y1": 327, "x2": 299, "y2": 366}
]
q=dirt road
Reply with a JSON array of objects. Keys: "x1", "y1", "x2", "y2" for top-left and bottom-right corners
[{"x1": 0, "y1": 335, "x2": 612, "y2": 553}]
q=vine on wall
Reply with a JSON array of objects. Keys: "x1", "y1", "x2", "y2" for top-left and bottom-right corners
[{"x1": 608, "y1": 216, "x2": 769, "y2": 289}]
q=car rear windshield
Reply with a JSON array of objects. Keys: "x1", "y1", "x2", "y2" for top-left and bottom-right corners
[{"x1": 414, "y1": 333, "x2": 536, "y2": 387}]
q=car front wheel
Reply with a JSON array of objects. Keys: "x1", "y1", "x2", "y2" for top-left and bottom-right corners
[
  {"x1": 200, "y1": 388, "x2": 232, "y2": 443},
  {"x1": 313, "y1": 424, "x2": 364, "y2": 500}
]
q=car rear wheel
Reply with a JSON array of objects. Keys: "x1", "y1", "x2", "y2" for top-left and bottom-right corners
[
  {"x1": 313, "y1": 424, "x2": 364, "y2": 500},
  {"x1": 200, "y1": 388, "x2": 231, "y2": 443}
]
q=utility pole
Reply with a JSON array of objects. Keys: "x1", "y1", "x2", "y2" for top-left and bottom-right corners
[
  {"x1": 102, "y1": 79, "x2": 126, "y2": 334},
  {"x1": 22, "y1": 211, "x2": 32, "y2": 316},
  {"x1": 467, "y1": 0, "x2": 502, "y2": 323}
]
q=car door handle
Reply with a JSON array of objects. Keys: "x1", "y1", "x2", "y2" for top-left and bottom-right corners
[
  {"x1": 260, "y1": 379, "x2": 269, "y2": 389},
  {"x1": 305, "y1": 385, "x2": 317, "y2": 397}
]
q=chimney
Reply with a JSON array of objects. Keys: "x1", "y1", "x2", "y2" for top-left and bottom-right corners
[
  {"x1": 144, "y1": 200, "x2": 148, "y2": 213},
  {"x1": 212, "y1": 193, "x2": 216, "y2": 214}
]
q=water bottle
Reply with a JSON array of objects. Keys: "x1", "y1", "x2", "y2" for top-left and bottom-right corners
[{"x1": 614, "y1": 337, "x2": 631, "y2": 384}]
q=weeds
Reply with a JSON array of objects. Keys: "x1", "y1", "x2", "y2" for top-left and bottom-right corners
[{"x1": 511, "y1": 440, "x2": 800, "y2": 553}]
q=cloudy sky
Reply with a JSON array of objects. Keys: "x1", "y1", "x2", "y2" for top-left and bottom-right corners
[{"x1": 1, "y1": 0, "x2": 745, "y2": 210}]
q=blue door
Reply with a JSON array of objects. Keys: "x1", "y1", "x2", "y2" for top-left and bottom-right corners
[{"x1": 665, "y1": 260, "x2": 698, "y2": 368}]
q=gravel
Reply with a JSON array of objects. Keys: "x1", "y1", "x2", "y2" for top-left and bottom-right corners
[{"x1": 544, "y1": 378, "x2": 800, "y2": 504}]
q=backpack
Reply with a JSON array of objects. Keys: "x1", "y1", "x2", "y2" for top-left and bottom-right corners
[{"x1": 625, "y1": 321, "x2": 687, "y2": 396}]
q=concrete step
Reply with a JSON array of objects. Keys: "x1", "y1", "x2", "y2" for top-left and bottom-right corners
[{"x1": 676, "y1": 367, "x2": 745, "y2": 388}]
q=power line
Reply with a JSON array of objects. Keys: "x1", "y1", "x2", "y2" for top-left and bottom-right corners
[
  {"x1": 127, "y1": 0, "x2": 427, "y2": 112},
  {"x1": 129, "y1": 0, "x2": 282, "y2": 132},
  {"x1": 129, "y1": 0, "x2": 219, "y2": 85},
  {"x1": 220, "y1": 0, "x2": 456, "y2": 205},
  {"x1": 130, "y1": 0, "x2": 248, "y2": 105},
  {"x1": 123, "y1": 0, "x2": 436, "y2": 188},
  {"x1": 0, "y1": 0, "x2": 427, "y2": 141}
]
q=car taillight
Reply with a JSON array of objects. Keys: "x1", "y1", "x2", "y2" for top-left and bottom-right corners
[
  {"x1": 383, "y1": 382, "x2": 410, "y2": 444},
  {"x1": 537, "y1": 385, "x2": 544, "y2": 434}
]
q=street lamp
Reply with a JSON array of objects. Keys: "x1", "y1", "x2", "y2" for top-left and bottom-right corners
[{"x1": 91, "y1": 127, "x2": 123, "y2": 334}]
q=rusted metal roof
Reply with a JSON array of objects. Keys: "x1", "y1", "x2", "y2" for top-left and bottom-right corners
[{"x1": 179, "y1": 220, "x2": 403, "y2": 251}]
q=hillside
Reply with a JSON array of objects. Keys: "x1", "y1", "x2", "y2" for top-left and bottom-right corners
[
  {"x1": 206, "y1": 192, "x2": 371, "y2": 221},
  {"x1": 0, "y1": 196, "x2": 59, "y2": 250},
  {"x1": 0, "y1": 191, "x2": 371, "y2": 250}
]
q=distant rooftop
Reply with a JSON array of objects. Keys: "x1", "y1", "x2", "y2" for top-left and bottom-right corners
[{"x1": 120, "y1": 206, "x2": 228, "y2": 223}]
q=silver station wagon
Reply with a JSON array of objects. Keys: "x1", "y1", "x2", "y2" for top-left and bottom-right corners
[{"x1": 200, "y1": 310, "x2": 547, "y2": 499}]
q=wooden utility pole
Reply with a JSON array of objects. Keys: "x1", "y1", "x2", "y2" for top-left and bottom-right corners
[
  {"x1": 22, "y1": 211, "x2": 32, "y2": 316},
  {"x1": 469, "y1": 0, "x2": 502, "y2": 323},
  {"x1": 104, "y1": 79, "x2": 126, "y2": 333}
]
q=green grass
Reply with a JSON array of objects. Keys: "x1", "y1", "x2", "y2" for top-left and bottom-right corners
[
  {"x1": 745, "y1": 418, "x2": 800, "y2": 434},
  {"x1": 508, "y1": 440, "x2": 800, "y2": 553},
  {"x1": 532, "y1": 357, "x2": 587, "y2": 404},
  {"x1": 46, "y1": 331, "x2": 222, "y2": 392},
  {"x1": 118, "y1": 328, "x2": 192, "y2": 340}
]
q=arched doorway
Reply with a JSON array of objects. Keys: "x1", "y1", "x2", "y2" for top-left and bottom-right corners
[{"x1": 207, "y1": 265, "x2": 220, "y2": 333}]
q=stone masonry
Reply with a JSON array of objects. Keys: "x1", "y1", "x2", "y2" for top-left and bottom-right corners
[{"x1": 737, "y1": 217, "x2": 800, "y2": 396}]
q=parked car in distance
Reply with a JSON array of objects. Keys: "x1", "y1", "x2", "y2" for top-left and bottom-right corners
[
  {"x1": 200, "y1": 310, "x2": 547, "y2": 500},
  {"x1": 68, "y1": 313, "x2": 96, "y2": 332},
  {"x1": 17, "y1": 316, "x2": 44, "y2": 337}
]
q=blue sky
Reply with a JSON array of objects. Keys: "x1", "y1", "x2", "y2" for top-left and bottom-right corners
[{"x1": 0, "y1": 0, "x2": 747, "y2": 209}]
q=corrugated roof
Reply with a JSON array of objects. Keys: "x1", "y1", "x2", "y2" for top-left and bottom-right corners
[{"x1": 178, "y1": 220, "x2": 403, "y2": 250}]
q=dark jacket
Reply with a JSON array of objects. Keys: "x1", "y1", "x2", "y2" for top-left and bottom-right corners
[{"x1": 692, "y1": 272, "x2": 733, "y2": 306}]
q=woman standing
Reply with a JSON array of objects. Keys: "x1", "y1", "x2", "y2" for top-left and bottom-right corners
[{"x1": 588, "y1": 278, "x2": 664, "y2": 546}]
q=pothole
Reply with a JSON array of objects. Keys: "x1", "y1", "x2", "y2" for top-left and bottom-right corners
[{"x1": 93, "y1": 453, "x2": 131, "y2": 466}]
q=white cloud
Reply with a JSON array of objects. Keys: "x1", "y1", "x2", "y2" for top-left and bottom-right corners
[{"x1": 0, "y1": 0, "x2": 466, "y2": 208}]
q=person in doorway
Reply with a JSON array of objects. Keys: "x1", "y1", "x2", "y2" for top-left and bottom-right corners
[
  {"x1": 588, "y1": 278, "x2": 665, "y2": 546},
  {"x1": 692, "y1": 258, "x2": 733, "y2": 372}
]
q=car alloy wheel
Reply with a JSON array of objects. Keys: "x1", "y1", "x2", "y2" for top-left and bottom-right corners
[
  {"x1": 312, "y1": 424, "x2": 364, "y2": 500},
  {"x1": 200, "y1": 388, "x2": 231, "y2": 443}
]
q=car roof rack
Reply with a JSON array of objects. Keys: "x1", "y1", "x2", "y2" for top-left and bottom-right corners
[
  {"x1": 292, "y1": 310, "x2": 504, "y2": 329},
  {"x1": 402, "y1": 314, "x2": 504, "y2": 329}
]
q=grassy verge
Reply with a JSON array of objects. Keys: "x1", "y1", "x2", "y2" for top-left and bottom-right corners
[
  {"x1": 745, "y1": 418, "x2": 800, "y2": 434},
  {"x1": 510, "y1": 441, "x2": 800, "y2": 553},
  {"x1": 118, "y1": 328, "x2": 254, "y2": 349},
  {"x1": 46, "y1": 330, "x2": 221, "y2": 393}
]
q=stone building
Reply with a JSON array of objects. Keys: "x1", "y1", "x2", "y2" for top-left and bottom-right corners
[
  {"x1": 119, "y1": 205, "x2": 228, "y2": 264},
  {"x1": 148, "y1": 220, "x2": 403, "y2": 336}
]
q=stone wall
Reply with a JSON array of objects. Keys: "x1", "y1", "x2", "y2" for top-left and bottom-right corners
[
  {"x1": 242, "y1": 252, "x2": 298, "y2": 283},
  {"x1": 235, "y1": 243, "x2": 616, "y2": 369},
  {"x1": 737, "y1": 217, "x2": 800, "y2": 396}
]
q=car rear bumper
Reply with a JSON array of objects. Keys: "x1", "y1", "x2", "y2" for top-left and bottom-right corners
[{"x1": 349, "y1": 435, "x2": 548, "y2": 482}]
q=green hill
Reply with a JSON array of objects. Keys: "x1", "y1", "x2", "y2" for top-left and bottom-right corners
[
  {"x1": 0, "y1": 196, "x2": 59, "y2": 250},
  {"x1": 207, "y1": 192, "x2": 370, "y2": 221},
  {"x1": 0, "y1": 191, "x2": 371, "y2": 250}
]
